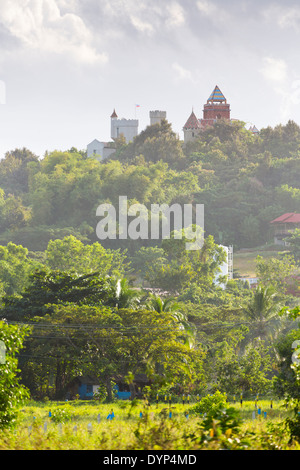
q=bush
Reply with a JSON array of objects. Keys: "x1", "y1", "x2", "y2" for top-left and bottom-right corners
[
  {"x1": 190, "y1": 391, "x2": 227, "y2": 415},
  {"x1": 201, "y1": 406, "x2": 242, "y2": 436},
  {"x1": 0, "y1": 321, "x2": 30, "y2": 429},
  {"x1": 50, "y1": 407, "x2": 72, "y2": 424}
]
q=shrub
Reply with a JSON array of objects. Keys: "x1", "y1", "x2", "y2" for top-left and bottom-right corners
[
  {"x1": 201, "y1": 405, "x2": 242, "y2": 436},
  {"x1": 0, "y1": 321, "x2": 30, "y2": 429},
  {"x1": 190, "y1": 391, "x2": 227, "y2": 415},
  {"x1": 50, "y1": 407, "x2": 72, "y2": 424}
]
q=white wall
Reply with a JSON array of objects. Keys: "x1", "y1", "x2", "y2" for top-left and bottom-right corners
[
  {"x1": 214, "y1": 245, "x2": 233, "y2": 288},
  {"x1": 87, "y1": 140, "x2": 116, "y2": 160},
  {"x1": 87, "y1": 139, "x2": 105, "y2": 158},
  {"x1": 111, "y1": 118, "x2": 138, "y2": 143}
]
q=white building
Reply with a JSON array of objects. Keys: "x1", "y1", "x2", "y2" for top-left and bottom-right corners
[
  {"x1": 110, "y1": 109, "x2": 138, "y2": 143},
  {"x1": 86, "y1": 139, "x2": 116, "y2": 160},
  {"x1": 215, "y1": 245, "x2": 233, "y2": 287},
  {"x1": 87, "y1": 108, "x2": 167, "y2": 160}
]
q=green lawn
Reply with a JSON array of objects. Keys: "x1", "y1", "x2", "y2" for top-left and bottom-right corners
[
  {"x1": 0, "y1": 398, "x2": 298, "y2": 450},
  {"x1": 233, "y1": 244, "x2": 290, "y2": 277}
]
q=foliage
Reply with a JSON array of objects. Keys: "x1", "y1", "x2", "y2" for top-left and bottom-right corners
[
  {"x1": 0, "y1": 118, "x2": 299, "y2": 419},
  {"x1": 1, "y1": 269, "x2": 113, "y2": 321},
  {"x1": 45, "y1": 235, "x2": 128, "y2": 277},
  {"x1": 243, "y1": 285, "x2": 284, "y2": 341},
  {"x1": 255, "y1": 254, "x2": 297, "y2": 294},
  {"x1": 201, "y1": 405, "x2": 242, "y2": 436},
  {"x1": 0, "y1": 321, "x2": 30, "y2": 429},
  {"x1": 190, "y1": 391, "x2": 227, "y2": 415},
  {"x1": 285, "y1": 229, "x2": 300, "y2": 263},
  {"x1": 49, "y1": 406, "x2": 73, "y2": 424},
  {"x1": 0, "y1": 242, "x2": 40, "y2": 296}
]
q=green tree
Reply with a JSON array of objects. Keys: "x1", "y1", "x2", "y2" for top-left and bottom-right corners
[
  {"x1": 0, "y1": 147, "x2": 39, "y2": 195},
  {"x1": 45, "y1": 235, "x2": 128, "y2": 277},
  {"x1": 146, "y1": 294, "x2": 197, "y2": 348},
  {"x1": 26, "y1": 303, "x2": 205, "y2": 400},
  {"x1": 255, "y1": 254, "x2": 297, "y2": 295},
  {"x1": 106, "y1": 278, "x2": 142, "y2": 309},
  {"x1": 0, "y1": 242, "x2": 40, "y2": 296},
  {"x1": 120, "y1": 119, "x2": 186, "y2": 168},
  {"x1": 147, "y1": 233, "x2": 226, "y2": 293},
  {"x1": 0, "y1": 189, "x2": 31, "y2": 234},
  {"x1": 212, "y1": 339, "x2": 273, "y2": 396},
  {"x1": 1, "y1": 269, "x2": 113, "y2": 321},
  {"x1": 0, "y1": 321, "x2": 30, "y2": 428},
  {"x1": 285, "y1": 229, "x2": 300, "y2": 263},
  {"x1": 243, "y1": 285, "x2": 284, "y2": 342}
]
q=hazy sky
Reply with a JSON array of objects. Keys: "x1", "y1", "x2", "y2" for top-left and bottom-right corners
[{"x1": 1, "y1": 0, "x2": 300, "y2": 158}]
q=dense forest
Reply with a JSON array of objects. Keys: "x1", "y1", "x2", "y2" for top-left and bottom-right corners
[{"x1": 0, "y1": 118, "x2": 300, "y2": 403}]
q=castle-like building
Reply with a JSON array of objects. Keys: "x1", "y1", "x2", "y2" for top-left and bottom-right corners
[
  {"x1": 183, "y1": 85, "x2": 231, "y2": 143},
  {"x1": 87, "y1": 85, "x2": 258, "y2": 158},
  {"x1": 87, "y1": 109, "x2": 167, "y2": 159}
]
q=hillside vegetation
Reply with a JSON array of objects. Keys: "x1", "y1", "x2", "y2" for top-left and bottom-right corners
[{"x1": 0, "y1": 118, "x2": 300, "y2": 449}]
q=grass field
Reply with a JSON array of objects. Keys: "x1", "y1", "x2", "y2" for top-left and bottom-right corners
[
  {"x1": 233, "y1": 244, "x2": 290, "y2": 277},
  {"x1": 1, "y1": 398, "x2": 299, "y2": 450}
]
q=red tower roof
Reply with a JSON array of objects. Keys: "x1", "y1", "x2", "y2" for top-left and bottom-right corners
[
  {"x1": 183, "y1": 110, "x2": 201, "y2": 129},
  {"x1": 111, "y1": 109, "x2": 118, "y2": 118}
]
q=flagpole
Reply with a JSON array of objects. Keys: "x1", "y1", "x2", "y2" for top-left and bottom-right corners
[{"x1": 135, "y1": 104, "x2": 140, "y2": 118}]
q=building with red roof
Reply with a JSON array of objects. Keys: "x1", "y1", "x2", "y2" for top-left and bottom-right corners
[
  {"x1": 183, "y1": 85, "x2": 231, "y2": 143},
  {"x1": 270, "y1": 213, "x2": 300, "y2": 245}
]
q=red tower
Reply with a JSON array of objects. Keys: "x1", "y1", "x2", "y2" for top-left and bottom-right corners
[{"x1": 200, "y1": 85, "x2": 230, "y2": 129}]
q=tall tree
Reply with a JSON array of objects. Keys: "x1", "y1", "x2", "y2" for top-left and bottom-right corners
[
  {"x1": 243, "y1": 285, "x2": 284, "y2": 342},
  {"x1": 1, "y1": 269, "x2": 113, "y2": 321}
]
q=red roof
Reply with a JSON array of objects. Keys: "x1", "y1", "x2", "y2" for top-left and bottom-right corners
[
  {"x1": 111, "y1": 109, "x2": 118, "y2": 118},
  {"x1": 270, "y1": 213, "x2": 300, "y2": 224},
  {"x1": 183, "y1": 110, "x2": 201, "y2": 129}
]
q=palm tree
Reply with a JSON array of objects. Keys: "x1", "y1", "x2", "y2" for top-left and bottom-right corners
[
  {"x1": 243, "y1": 285, "x2": 284, "y2": 341},
  {"x1": 147, "y1": 294, "x2": 196, "y2": 348},
  {"x1": 107, "y1": 278, "x2": 141, "y2": 309}
]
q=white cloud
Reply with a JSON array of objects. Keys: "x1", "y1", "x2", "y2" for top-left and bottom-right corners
[
  {"x1": 263, "y1": 4, "x2": 300, "y2": 32},
  {"x1": 166, "y1": 2, "x2": 185, "y2": 29},
  {"x1": 0, "y1": 0, "x2": 108, "y2": 64},
  {"x1": 196, "y1": 0, "x2": 228, "y2": 23},
  {"x1": 279, "y1": 79, "x2": 300, "y2": 121},
  {"x1": 130, "y1": 15, "x2": 154, "y2": 35},
  {"x1": 260, "y1": 56, "x2": 300, "y2": 122},
  {"x1": 172, "y1": 62, "x2": 195, "y2": 83},
  {"x1": 197, "y1": 0, "x2": 216, "y2": 16},
  {"x1": 261, "y1": 57, "x2": 288, "y2": 83}
]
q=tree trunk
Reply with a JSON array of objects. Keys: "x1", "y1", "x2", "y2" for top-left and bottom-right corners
[
  {"x1": 129, "y1": 382, "x2": 136, "y2": 400},
  {"x1": 106, "y1": 377, "x2": 113, "y2": 402},
  {"x1": 55, "y1": 360, "x2": 66, "y2": 399}
]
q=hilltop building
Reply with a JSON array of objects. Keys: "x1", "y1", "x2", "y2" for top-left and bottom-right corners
[
  {"x1": 87, "y1": 109, "x2": 167, "y2": 160},
  {"x1": 86, "y1": 139, "x2": 116, "y2": 160},
  {"x1": 149, "y1": 110, "x2": 167, "y2": 126},
  {"x1": 110, "y1": 109, "x2": 139, "y2": 143},
  {"x1": 183, "y1": 85, "x2": 259, "y2": 143},
  {"x1": 183, "y1": 85, "x2": 231, "y2": 143}
]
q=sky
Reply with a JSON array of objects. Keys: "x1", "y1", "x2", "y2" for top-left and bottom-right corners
[{"x1": 1, "y1": 0, "x2": 300, "y2": 159}]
